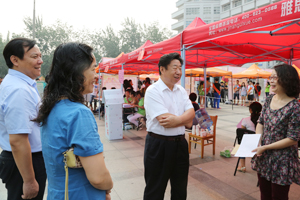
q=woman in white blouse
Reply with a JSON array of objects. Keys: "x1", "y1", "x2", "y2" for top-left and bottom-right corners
[{"x1": 238, "y1": 102, "x2": 262, "y2": 172}]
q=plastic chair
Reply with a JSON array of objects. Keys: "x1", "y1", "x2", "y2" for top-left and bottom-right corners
[
  {"x1": 233, "y1": 128, "x2": 255, "y2": 176},
  {"x1": 188, "y1": 115, "x2": 218, "y2": 158}
]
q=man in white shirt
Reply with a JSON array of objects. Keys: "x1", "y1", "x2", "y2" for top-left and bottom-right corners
[
  {"x1": 144, "y1": 53, "x2": 195, "y2": 200},
  {"x1": 247, "y1": 81, "x2": 255, "y2": 105}
]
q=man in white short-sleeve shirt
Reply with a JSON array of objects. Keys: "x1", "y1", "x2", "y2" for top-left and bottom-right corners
[{"x1": 143, "y1": 53, "x2": 195, "y2": 200}]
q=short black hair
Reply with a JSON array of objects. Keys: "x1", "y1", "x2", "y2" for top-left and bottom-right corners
[
  {"x1": 145, "y1": 77, "x2": 151, "y2": 84},
  {"x1": 111, "y1": 87, "x2": 116, "y2": 89},
  {"x1": 274, "y1": 64, "x2": 300, "y2": 98},
  {"x1": 3, "y1": 38, "x2": 37, "y2": 68},
  {"x1": 214, "y1": 78, "x2": 219, "y2": 82},
  {"x1": 102, "y1": 87, "x2": 107, "y2": 90},
  {"x1": 158, "y1": 53, "x2": 183, "y2": 75},
  {"x1": 189, "y1": 92, "x2": 197, "y2": 101},
  {"x1": 206, "y1": 77, "x2": 210, "y2": 81}
]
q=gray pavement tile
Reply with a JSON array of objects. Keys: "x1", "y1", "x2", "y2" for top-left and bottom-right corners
[
  {"x1": 189, "y1": 166, "x2": 249, "y2": 199},
  {"x1": 2, "y1": 103, "x2": 300, "y2": 200},
  {"x1": 111, "y1": 169, "x2": 144, "y2": 182}
]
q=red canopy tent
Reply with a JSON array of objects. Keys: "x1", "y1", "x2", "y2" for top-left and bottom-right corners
[
  {"x1": 97, "y1": 40, "x2": 155, "y2": 74},
  {"x1": 181, "y1": 0, "x2": 300, "y2": 67},
  {"x1": 138, "y1": 0, "x2": 300, "y2": 69},
  {"x1": 98, "y1": 18, "x2": 207, "y2": 73}
]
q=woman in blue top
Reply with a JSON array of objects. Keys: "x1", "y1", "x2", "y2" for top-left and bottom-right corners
[{"x1": 35, "y1": 43, "x2": 113, "y2": 200}]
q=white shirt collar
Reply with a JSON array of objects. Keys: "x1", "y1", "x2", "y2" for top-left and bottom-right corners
[{"x1": 157, "y1": 78, "x2": 179, "y2": 92}]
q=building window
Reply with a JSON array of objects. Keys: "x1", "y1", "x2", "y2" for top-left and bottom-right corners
[
  {"x1": 233, "y1": 0, "x2": 242, "y2": 7},
  {"x1": 186, "y1": 7, "x2": 200, "y2": 15},
  {"x1": 203, "y1": 7, "x2": 211, "y2": 14},
  {"x1": 203, "y1": 20, "x2": 211, "y2": 24},
  {"x1": 245, "y1": 0, "x2": 253, "y2": 3},
  {"x1": 222, "y1": 3, "x2": 230, "y2": 11},
  {"x1": 186, "y1": 21, "x2": 192, "y2": 26},
  {"x1": 214, "y1": 6, "x2": 220, "y2": 14}
]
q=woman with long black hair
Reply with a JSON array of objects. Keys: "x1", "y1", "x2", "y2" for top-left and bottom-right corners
[
  {"x1": 252, "y1": 64, "x2": 300, "y2": 200},
  {"x1": 35, "y1": 43, "x2": 113, "y2": 200}
]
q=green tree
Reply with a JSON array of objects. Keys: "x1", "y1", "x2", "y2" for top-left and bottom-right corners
[
  {"x1": 0, "y1": 34, "x2": 8, "y2": 77},
  {"x1": 23, "y1": 17, "x2": 75, "y2": 76},
  {"x1": 94, "y1": 25, "x2": 121, "y2": 58},
  {"x1": 142, "y1": 21, "x2": 172, "y2": 44},
  {"x1": 119, "y1": 18, "x2": 143, "y2": 53},
  {"x1": 0, "y1": 16, "x2": 172, "y2": 77}
]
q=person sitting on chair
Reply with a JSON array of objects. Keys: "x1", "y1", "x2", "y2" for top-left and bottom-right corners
[
  {"x1": 127, "y1": 91, "x2": 145, "y2": 129},
  {"x1": 124, "y1": 88, "x2": 132, "y2": 103},
  {"x1": 189, "y1": 93, "x2": 200, "y2": 127},
  {"x1": 189, "y1": 92, "x2": 200, "y2": 112},
  {"x1": 130, "y1": 90, "x2": 138, "y2": 106},
  {"x1": 237, "y1": 102, "x2": 262, "y2": 172}
]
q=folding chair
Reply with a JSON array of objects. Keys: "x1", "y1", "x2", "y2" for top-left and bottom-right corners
[{"x1": 233, "y1": 128, "x2": 255, "y2": 176}]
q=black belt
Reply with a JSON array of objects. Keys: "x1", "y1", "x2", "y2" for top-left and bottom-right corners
[{"x1": 148, "y1": 132, "x2": 185, "y2": 142}]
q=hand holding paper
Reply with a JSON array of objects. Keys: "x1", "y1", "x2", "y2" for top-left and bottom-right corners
[
  {"x1": 234, "y1": 134, "x2": 261, "y2": 157},
  {"x1": 251, "y1": 145, "x2": 266, "y2": 156}
]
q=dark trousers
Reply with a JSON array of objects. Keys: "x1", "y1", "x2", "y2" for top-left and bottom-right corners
[
  {"x1": 257, "y1": 173, "x2": 290, "y2": 200},
  {"x1": 265, "y1": 92, "x2": 269, "y2": 97},
  {"x1": 0, "y1": 151, "x2": 47, "y2": 200},
  {"x1": 143, "y1": 134, "x2": 189, "y2": 200},
  {"x1": 224, "y1": 90, "x2": 228, "y2": 102},
  {"x1": 213, "y1": 92, "x2": 220, "y2": 108},
  {"x1": 220, "y1": 90, "x2": 225, "y2": 103}
]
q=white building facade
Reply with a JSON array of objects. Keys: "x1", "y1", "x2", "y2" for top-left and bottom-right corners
[
  {"x1": 172, "y1": 0, "x2": 282, "y2": 33},
  {"x1": 172, "y1": 0, "x2": 221, "y2": 33},
  {"x1": 221, "y1": 0, "x2": 282, "y2": 19}
]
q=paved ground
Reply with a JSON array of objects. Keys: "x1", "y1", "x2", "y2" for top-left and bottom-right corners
[{"x1": 1, "y1": 103, "x2": 300, "y2": 200}]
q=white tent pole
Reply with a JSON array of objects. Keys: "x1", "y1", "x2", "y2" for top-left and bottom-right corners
[
  {"x1": 121, "y1": 64, "x2": 124, "y2": 90},
  {"x1": 231, "y1": 75, "x2": 233, "y2": 110},
  {"x1": 289, "y1": 48, "x2": 294, "y2": 65},
  {"x1": 190, "y1": 75, "x2": 192, "y2": 93},
  {"x1": 204, "y1": 64, "x2": 207, "y2": 108},
  {"x1": 181, "y1": 45, "x2": 186, "y2": 88},
  {"x1": 98, "y1": 58, "x2": 103, "y2": 120}
]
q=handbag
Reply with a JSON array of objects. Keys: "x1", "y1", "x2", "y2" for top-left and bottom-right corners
[{"x1": 62, "y1": 147, "x2": 83, "y2": 200}]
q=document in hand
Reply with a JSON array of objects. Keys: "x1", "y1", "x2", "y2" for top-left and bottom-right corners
[{"x1": 234, "y1": 134, "x2": 261, "y2": 157}]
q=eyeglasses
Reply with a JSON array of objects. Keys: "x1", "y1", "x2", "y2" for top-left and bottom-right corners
[{"x1": 268, "y1": 76, "x2": 278, "y2": 80}]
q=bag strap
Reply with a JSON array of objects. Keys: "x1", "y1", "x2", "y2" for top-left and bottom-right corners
[
  {"x1": 64, "y1": 154, "x2": 69, "y2": 200},
  {"x1": 65, "y1": 165, "x2": 69, "y2": 200}
]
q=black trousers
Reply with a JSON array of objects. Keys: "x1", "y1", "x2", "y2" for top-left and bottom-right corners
[
  {"x1": 0, "y1": 151, "x2": 47, "y2": 200},
  {"x1": 143, "y1": 134, "x2": 189, "y2": 200}
]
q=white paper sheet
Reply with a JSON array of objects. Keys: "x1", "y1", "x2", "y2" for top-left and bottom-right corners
[{"x1": 234, "y1": 134, "x2": 261, "y2": 157}]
